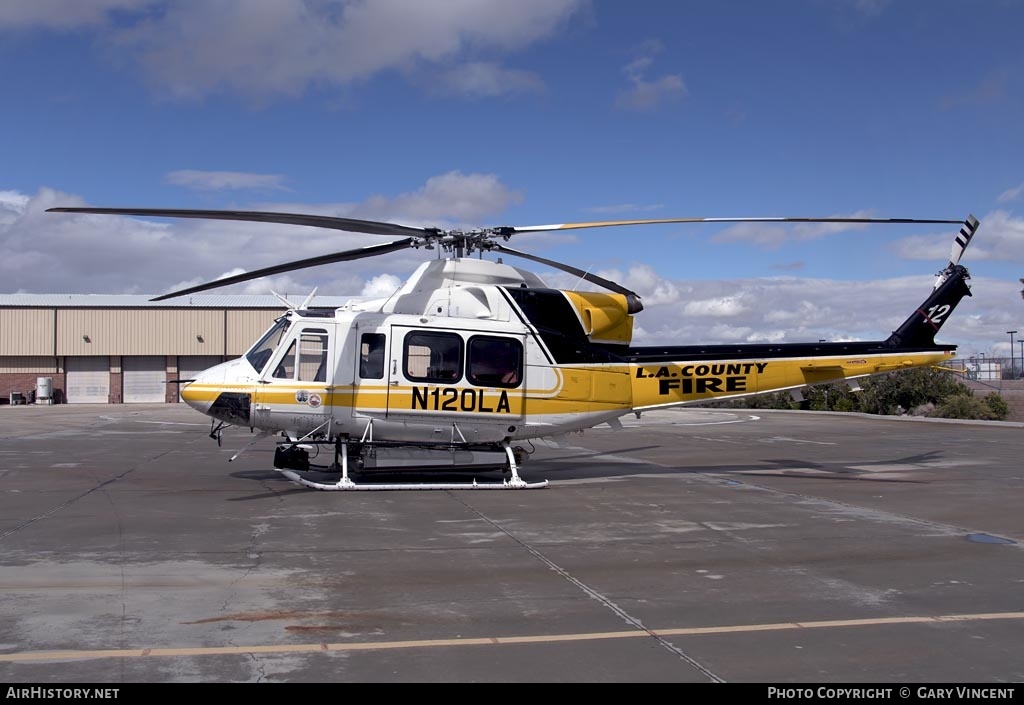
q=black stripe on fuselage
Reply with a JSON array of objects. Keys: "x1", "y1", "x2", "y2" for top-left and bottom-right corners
[
  {"x1": 495, "y1": 286, "x2": 554, "y2": 364},
  {"x1": 503, "y1": 287, "x2": 622, "y2": 364},
  {"x1": 602, "y1": 341, "x2": 953, "y2": 364},
  {"x1": 503, "y1": 287, "x2": 954, "y2": 365}
]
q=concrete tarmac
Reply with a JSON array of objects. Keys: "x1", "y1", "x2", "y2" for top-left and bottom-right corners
[{"x1": 0, "y1": 404, "x2": 1022, "y2": 683}]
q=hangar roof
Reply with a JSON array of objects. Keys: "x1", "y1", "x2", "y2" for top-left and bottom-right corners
[{"x1": 0, "y1": 294, "x2": 353, "y2": 308}]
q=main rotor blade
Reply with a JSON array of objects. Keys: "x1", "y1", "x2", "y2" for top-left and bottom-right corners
[
  {"x1": 150, "y1": 238, "x2": 415, "y2": 301},
  {"x1": 46, "y1": 207, "x2": 430, "y2": 238},
  {"x1": 490, "y1": 243, "x2": 638, "y2": 298},
  {"x1": 508, "y1": 216, "x2": 966, "y2": 234}
]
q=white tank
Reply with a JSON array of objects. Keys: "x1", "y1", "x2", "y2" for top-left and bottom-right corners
[{"x1": 36, "y1": 377, "x2": 53, "y2": 403}]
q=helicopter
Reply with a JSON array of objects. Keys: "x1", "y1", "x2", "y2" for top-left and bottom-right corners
[{"x1": 46, "y1": 206, "x2": 979, "y2": 490}]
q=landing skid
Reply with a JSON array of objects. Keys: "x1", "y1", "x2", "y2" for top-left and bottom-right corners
[
  {"x1": 275, "y1": 468, "x2": 548, "y2": 490},
  {"x1": 273, "y1": 437, "x2": 548, "y2": 491}
]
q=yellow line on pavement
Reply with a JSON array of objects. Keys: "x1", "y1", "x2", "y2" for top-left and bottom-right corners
[{"x1": 2, "y1": 611, "x2": 1021, "y2": 663}]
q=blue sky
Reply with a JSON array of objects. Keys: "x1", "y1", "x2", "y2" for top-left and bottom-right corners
[{"x1": 2, "y1": 0, "x2": 1023, "y2": 358}]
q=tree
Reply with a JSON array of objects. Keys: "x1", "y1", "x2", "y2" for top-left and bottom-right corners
[{"x1": 857, "y1": 367, "x2": 969, "y2": 415}]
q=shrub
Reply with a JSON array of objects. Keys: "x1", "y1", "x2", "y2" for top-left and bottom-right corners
[
  {"x1": 933, "y1": 393, "x2": 994, "y2": 420},
  {"x1": 982, "y1": 392, "x2": 1010, "y2": 420}
]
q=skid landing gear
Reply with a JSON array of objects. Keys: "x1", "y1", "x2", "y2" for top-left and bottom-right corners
[{"x1": 273, "y1": 438, "x2": 548, "y2": 490}]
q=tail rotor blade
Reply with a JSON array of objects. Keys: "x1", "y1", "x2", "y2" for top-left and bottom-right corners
[{"x1": 949, "y1": 214, "x2": 979, "y2": 267}]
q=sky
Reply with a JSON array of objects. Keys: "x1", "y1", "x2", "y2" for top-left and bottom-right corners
[{"x1": 2, "y1": 0, "x2": 1024, "y2": 359}]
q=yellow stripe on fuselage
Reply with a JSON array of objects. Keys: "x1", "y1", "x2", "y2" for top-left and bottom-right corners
[
  {"x1": 629, "y1": 351, "x2": 954, "y2": 410},
  {"x1": 181, "y1": 350, "x2": 953, "y2": 418}
]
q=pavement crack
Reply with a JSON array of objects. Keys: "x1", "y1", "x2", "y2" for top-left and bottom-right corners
[
  {"x1": 449, "y1": 492, "x2": 726, "y2": 683},
  {"x1": 0, "y1": 431, "x2": 207, "y2": 544},
  {"x1": 221, "y1": 523, "x2": 269, "y2": 614}
]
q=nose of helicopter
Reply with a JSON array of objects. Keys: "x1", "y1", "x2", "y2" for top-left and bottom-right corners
[
  {"x1": 179, "y1": 374, "x2": 213, "y2": 414},
  {"x1": 179, "y1": 379, "x2": 207, "y2": 413},
  {"x1": 179, "y1": 358, "x2": 255, "y2": 427},
  {"x1": 179, "y1": 359, "x2": 234, "y2": 414}
]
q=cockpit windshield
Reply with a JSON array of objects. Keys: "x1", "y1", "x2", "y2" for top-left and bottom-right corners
[{"x1": 245, "y1": 317, "x2": 291, "y2": 373}]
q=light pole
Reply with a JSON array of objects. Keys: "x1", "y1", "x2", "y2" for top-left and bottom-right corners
[
  {"x1": 1009, "y1": 331, "x2": 1018, "y2": 380},
  {"x1": 1019, "y1": 340, "x2": 1024, "y2": 380}
]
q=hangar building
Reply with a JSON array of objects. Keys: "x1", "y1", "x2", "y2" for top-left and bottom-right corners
[{"x1": 0, "y1": 294, "x2": 346, "y2": 404}]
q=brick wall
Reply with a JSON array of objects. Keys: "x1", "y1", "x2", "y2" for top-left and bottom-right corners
[
  {"x1": 109, "y1": 372, "x2": 122, "y2": 404},
  {"x1": 0, "y1": 372, "x2": 65, "y2": 404}
]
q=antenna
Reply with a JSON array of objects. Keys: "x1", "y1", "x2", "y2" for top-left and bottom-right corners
[
  {"x1": 571, "y1": 266, "x2": 594, "y2": 292},
  {"x1": 269, "y1": 290, "x2": 296, "y2": 309},
  {"x1": 297, "y1": 287, "x2": 318, "y2": 310}
]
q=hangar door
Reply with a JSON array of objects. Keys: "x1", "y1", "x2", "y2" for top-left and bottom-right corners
[
  {"x1": 66, "y1": 356, "x2": 110, "y2": 404},
  {"x1": 123, "y1": 356, "x2": 167, "y2": 403},
  {"x1": 178, "y1": 356, "x2": 222, "y2": 401}
]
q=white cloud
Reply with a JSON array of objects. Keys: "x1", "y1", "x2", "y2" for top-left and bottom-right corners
[
  {"x1": 1, "y1": 171, "x2": 520, "y2": 297},
  {"x1": 356, "y1": 171, "x2": 522, "y2": 223},
  {"x1": 361, "y1": 273, "x2": 403, "y2": 297},
  {"x1": 712, "y1": 211, "x2": 875, "y2": 248},
  {"x1": 616, "y1": 74, "x2": 685, "y2": 111},
  {"x1": 682, "y1": 296, "x2": 748, "y2": 317},
  {"x1": 436, "y1": 62, "x2": 544, "y2": 98},
  {"x1": 747, "y1": 330, "x2": 787, "y2": 343},
  {"x1": 0, "y1": 190, "x2": 30, "y2": 209},
  {"x1": 589, "y1": 264, "x2": 681, "y2": 306},
  {"x1": 0, "y1": 190, "x2": 31, "y2": 227},
  {"x1": 5, "y1": 181, "x2": 1018, "y2": 358},
  {"x1": 615, "y1": 40, "x2": 686, "y2": 111},
  {"x1": 67, "y1": 0, "x2": 585, "y2": 100},
  {"x1": 0, "y1": 0, "x2": 155, "y2": 29},
  {"x1": 893, "y1": 210, "x2": 1024, "y2": 263},
  {"x1": 166, "y1": 170, "x2": 288, "y2": 191},
  {"x1": 997, "y1": 183, "x2": 1024, "y2": 203},
  {"x1": 625, "y1": 270, "x2": 998, "y2": 352}
]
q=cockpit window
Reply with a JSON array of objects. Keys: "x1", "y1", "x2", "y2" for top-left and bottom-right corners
[
  {"x1": 272, "y1": 340, "x2": 296, "y2": 379},
  {"x1": 245, "y1": 318, "x2": 291, "y2": 373}
]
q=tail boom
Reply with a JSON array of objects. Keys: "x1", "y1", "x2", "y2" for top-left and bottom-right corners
[{"x1": 627, "y1": 348, "x2": 954, "y2": 411}]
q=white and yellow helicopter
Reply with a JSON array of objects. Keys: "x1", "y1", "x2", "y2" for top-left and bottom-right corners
[{"x1": 47, "y1": 207, "x2": 979, "y2": 490}]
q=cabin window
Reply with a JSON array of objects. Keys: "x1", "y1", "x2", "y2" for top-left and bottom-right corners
[
  {"x1": 404, "y1": 331, "x2": 463, "y2": 383},
  {"x1": 245, "y1": 317, "x2": 290, "y2": 373},
  {"x1": 468, "y1": 336, "x2": 522, "y2": 388},
  {"x1": 272, "y1": 340, "x2": 296, "y2": 379},
  {"x1": 298, "y1": 329, "x2": 329, "y2": 382},
  {"x1": 359, "y1": 333, "x2": 386, "y2": 379}
]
